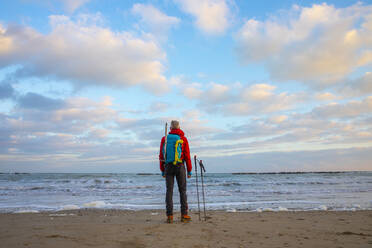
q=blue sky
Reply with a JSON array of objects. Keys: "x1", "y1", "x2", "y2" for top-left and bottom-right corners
[{"x1": 0, "y1": 0, "x2": 371, "y2": 172}]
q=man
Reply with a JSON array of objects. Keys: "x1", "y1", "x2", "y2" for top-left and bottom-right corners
[{"x1": 159, "y1": 120, "x2": 192, "y2": 223}]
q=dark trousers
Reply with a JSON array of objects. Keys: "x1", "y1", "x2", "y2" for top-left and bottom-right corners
[{"x1": 165, "y1": 163, "x2": 188, "y2": 216}]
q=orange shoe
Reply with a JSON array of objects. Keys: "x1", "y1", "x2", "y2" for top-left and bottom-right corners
[
  {"x1": 181, "y1": 214, "x2": 191, "y2": 223},
  {"x1": 166, "y1": 215, "x2": 173, "y2": 223}
]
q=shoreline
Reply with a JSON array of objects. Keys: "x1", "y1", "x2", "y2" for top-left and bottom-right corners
[
  {"x1": 4, "y1": 208, "x2": 372, "y2": 214},
  {"x1": 1, "y1": 171, "x2": 370, "y2": 174},
  {"x1": 1, "y1": 209, "x2": 371, "y2": 247}
]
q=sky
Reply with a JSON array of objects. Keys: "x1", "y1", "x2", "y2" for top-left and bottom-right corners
[{"x1": 0, "y1": 0, "x2": 371, "y2": 173}]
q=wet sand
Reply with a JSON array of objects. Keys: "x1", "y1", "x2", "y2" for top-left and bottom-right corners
[{"x1": 0, "y1": 210, "x2": 371, "y2": 248}]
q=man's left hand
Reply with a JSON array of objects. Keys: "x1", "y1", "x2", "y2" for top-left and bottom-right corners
[{"x1": 187, "y1": 172, "x2": 192, "y2": 178}]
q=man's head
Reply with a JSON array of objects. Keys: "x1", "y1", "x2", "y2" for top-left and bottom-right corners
[{"x1": 170, "y1": 120, "x2": 180, "y2": 130}]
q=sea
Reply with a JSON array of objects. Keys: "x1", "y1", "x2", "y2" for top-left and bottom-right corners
[{"x1": 0, "y1": 172, "x2": 371, "y2": 213}]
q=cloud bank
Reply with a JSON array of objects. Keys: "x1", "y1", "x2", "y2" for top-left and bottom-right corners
[
  {"x1": 183, "y1": 82, "x2": 304, "y2": 116},
  {"x1": 0, "y1": 15, "x2": 169, "y2": 93},
  {"x1": 236, "y1": 3, "x2": 372, "y2": 86}
]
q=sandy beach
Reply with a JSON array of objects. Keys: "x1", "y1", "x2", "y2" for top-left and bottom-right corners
[{"x1": 0, "y1": 210, "x2": 371, "y2": 248}]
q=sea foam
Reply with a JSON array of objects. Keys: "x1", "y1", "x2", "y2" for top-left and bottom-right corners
[
  {"x1": 60, "y1": 204, "x2": 80, "y2": 210},
  {"x1": 256, "y1": 208, "x2": 263, "y2": 212},
  {"x1": 226, "y1": 208, "x2": 237, "y2": 212},
  {"x1": 83, "y1": 201, "x2": 107, "y2": 208},
  {"x1": 278, "y1": 206, "x2": 289, "y2": 211},
  {"x1": 263, "y1": 208, "x2": 275, "y2": 212},
  {"x1": 319, "y1": 205, "x2": 328, "y2": 211},
  {"x1": 14, "y1": 210, "x2": 39, "y2": 213}
]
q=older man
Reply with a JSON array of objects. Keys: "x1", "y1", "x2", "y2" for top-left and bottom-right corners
[{"x1": 159, "y1": 120, "x2": 192, "y2": 223}]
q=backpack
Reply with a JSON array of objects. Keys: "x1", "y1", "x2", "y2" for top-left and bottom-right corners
[{"x1": 163, "y1": 134, "x2": 184, "y2": 165}]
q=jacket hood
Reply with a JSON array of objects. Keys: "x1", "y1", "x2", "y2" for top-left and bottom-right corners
[{"x1": 169, "y1": 128, "x2": 184, "y2": 137}]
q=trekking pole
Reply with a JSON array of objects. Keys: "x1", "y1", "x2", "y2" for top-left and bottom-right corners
[
  {"x1": 199, "y1": 160, "x2": 207, "y2": 221},
  {"x1": 194, "y1": 155, "x2": 201, "y2": 221}
]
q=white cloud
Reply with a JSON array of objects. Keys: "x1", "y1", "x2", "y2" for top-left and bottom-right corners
[
  {"x1": 241, "y1": 84, "x2": 276, "y2": 100},
  {"x1": 183, "y1": 86, "x2": 203, "y2": 99},
  {"x1": 132, "y1": 4, "x2": 180, "y2": 36},
  {"x1": 86, "y1": 128, "x2": 110, "y2": 139},
  {"x1": 149, "y1": 101, "x2": 168, "y2": 112},
  {"x1": 59, "y1": 0, "x2": 90, "y2": 13},
  {"x1": 225, "y1": 90, "x2": 300, "y2": 115},
  {"x1": 0, "y1": 14, "x2": 169, "y2": 94},
  {"x1": 171, "y1": 75, "x2": 204, "y2": 99},
  {"x1": 0, "y1": 91, "x2": 164, "y2": 164},
  {"x1": 204, "y1": 97, "x2": 372, "y2": 155},
  {"x1": 0, "y1": 25, "x2": 12, "y2": 54},
  {"x1": 338, "y1": 71, "x2": 372, "y2": 97},
  {"x1": 236, "y1": 3, "x2": 372, "y2": 86},
  {"x1": 269, "y1": 115, "x2": 288, "y2": 124},
  {"x1": 187, "y1": 82, "x2": 303, "y2": 116},
  {"x1": 205, "y1": 82, "x2": 230, "y2": 103},
  {"x1": 1, "y1": 88, "x2": 371, "y2": 172},
  {"x1": 8, "y1": 95, "x2": 117, "y2": 136},
  {"x1": 312, "y1": 96, "x2": 372, "y2": 119},
  {"x1": 315, "y1": 92, "x2": 338, "y2": 101},
  {"x1": 179, "y1": 117, "x2": 220, "y2": 139},
  {"x1": 175, "y1": 0, "x2": 232, "y2": 34}
]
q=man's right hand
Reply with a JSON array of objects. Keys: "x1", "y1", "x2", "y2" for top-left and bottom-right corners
[{"x1": 162, "y1": 171, "x2": 165, "y2": 178}]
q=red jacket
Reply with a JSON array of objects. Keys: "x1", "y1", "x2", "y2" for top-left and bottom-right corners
[{"x1": 159, "y1": 128, "x2": 192, "y2": 172}]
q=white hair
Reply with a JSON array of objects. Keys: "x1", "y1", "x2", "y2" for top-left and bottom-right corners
[{"x1": 170, "y1": 120, "x2": 180, "y2": 129}]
